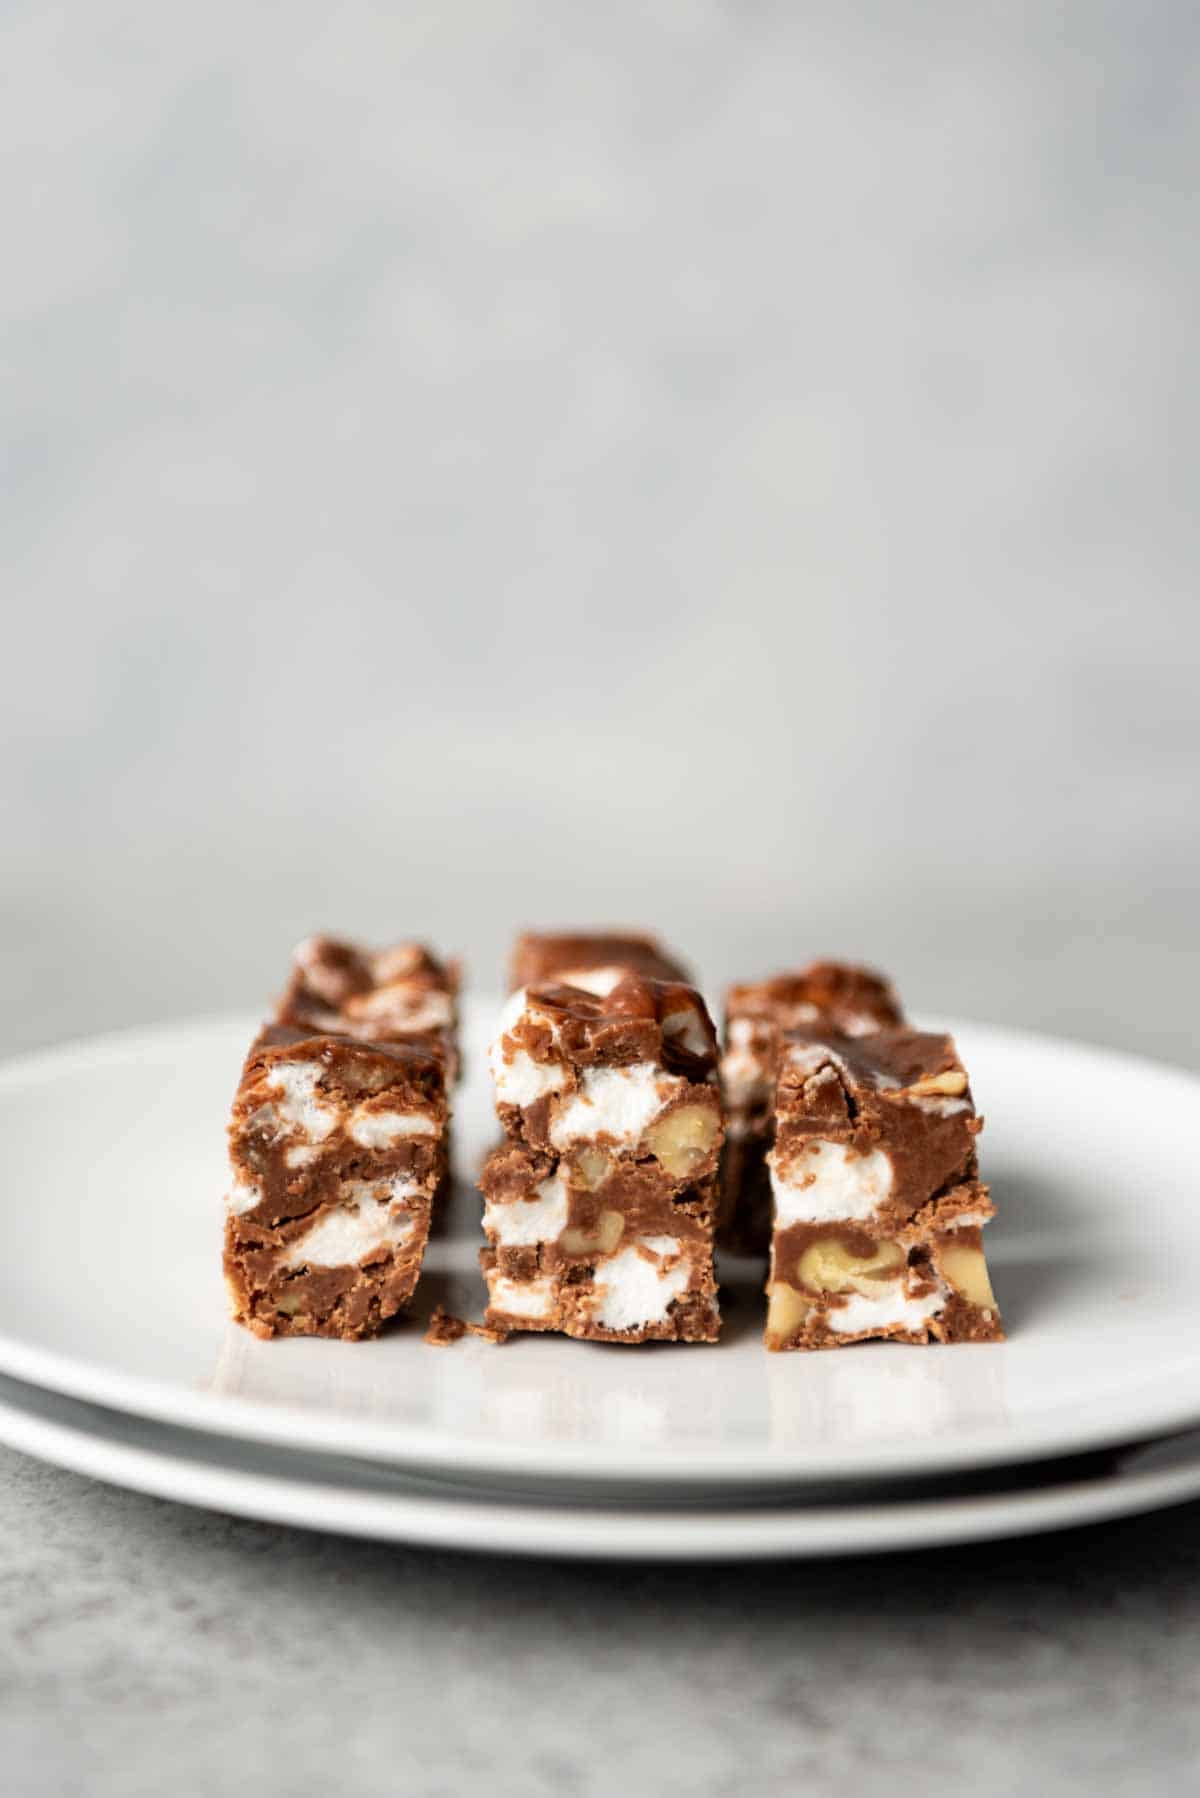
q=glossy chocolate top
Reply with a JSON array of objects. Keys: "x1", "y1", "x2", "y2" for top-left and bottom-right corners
[
  {"x1": 508, "y1": 930, "x2": 691, "y2": 993},
  {"x1": 726, "y1": 961, "x2": 903, "y2": 1034}
]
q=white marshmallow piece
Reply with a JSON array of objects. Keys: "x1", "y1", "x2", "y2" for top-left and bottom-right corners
[
  {"x1": 771, "y1": 1139, "x2": 895, "y2": 1227},
  {"x1": 485, "y1": 1168, "x2": 570, "y2": 1246},
  {"x1": 281, "y1": 1177, "x2": 419, "y2": 1269},
  {"x1": 492, "y1": 1048, "x2": 568, "y2": 1108},
  {"x1": 487, "y1": 1272, "x2": 556, "y2": 1320},
  {"x1": 227, "y1": 1174, "x2": 264, "y2": 1215},
  {"x1": 549, "y1": 1063, "x2": 675, "y2": 1150},
  {"x1": 661, "y1": 1004, "x2": 711, "y2": 1059},
  {"x1": 268, "y1": 1061, "x2": 337, "y2": 1143},
  {"x1": 347, "y1": 1108, "x2": 438, "y2": 1148},
  {"x1": 826, "y1": 1279, "x2": 947, "y2": 1336},
  {"x1": 488, "y1": 991, "x2": 568, "y2": 1106},
  {"x1": 590, "y1": 1236, "x2": 690, "y2": 1332}
]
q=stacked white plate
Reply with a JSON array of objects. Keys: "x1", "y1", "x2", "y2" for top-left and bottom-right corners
[{"x1": 1, "y1": 1002, "x2": 1199, "y2": 1561}]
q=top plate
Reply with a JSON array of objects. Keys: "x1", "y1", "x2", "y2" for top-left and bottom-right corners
[{"x1": 0, "y1": 1001, "x2": 1196, "y2": 1489}]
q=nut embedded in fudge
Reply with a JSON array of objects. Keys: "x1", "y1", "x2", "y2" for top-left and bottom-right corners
[
  {"x1": 481, "y1": 972, "x2": 723, "y2": 1342},
  {"x1": 763, "y1": 1025, "x2": 1002, "y2": 1349},
  {"x1": 718, "y1": 962, "x2": 904, "y2": 1255},
  {"x1": 507, "y1": 930, "x2": 692, "y2": 996},
  {"x1": 224, "y1": 1025, "x2": 448, "y2": 1340},
  {"x1": 275, "y1": 934, "x2": 461, "y2": 1075}
]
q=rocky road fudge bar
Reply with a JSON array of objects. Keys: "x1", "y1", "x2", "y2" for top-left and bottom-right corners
[
  {"x1": 508, "y1": 930, "x2": 691, "y2": 996},
  {"x1": 480, "y1": 1144, "x2": 720, "y2": 1341},
  {"x1": 481, "y1": 975, "x2": 723, "y2": 1340},
  {"x1": 764, "y1": 1025, "x2": 1002, "y2": 1349},
  {"x1": 276, "y1": 934, "x2": 460, "y2": 1074},
  {"x1": 719, "y1": 962, "x2": 903, "y2": 1254},
  {"x1": 225, "y1": 1025, "x2": 448, "y2": 1339}
]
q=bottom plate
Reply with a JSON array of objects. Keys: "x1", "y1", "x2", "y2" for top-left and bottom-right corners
[{"x1": 2, "y1": 1372, "x2": 1199, "y2": 1561}]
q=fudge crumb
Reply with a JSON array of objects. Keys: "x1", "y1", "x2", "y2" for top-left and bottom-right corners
[
  {"x1": 423, "y1": 1306, "x2": 510, "y2": 1347},
  {"x1": 424, "y1": 1306, "x2": 468, "y2": 1346},
  {"x1": 466, "y1": 1318, "x2": 510, "y2": 1344}
]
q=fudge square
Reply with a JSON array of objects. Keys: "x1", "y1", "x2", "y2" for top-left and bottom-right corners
[
  {"x1": 764, "y1": 1025, "x2": 1002, "y2": 1349},
  {"x1": 480, "y1": 1144, "x2": 720, "y2": 1341},
  {"x1": 481, "y1": 975, "x2": 723, "y2": 1341},
  {"x1": 224, "y1": 1025, "x2": 448, "y2": 1340},
  {"x1": 719, "y1": 962, "x2": 903, "y2": 1253},
  {"x1": 276, "y1": 935, "x2": 460, "y2": 1074},
  {"x1": 508, "y1": 930, "x2": 691, "y2": 995}
]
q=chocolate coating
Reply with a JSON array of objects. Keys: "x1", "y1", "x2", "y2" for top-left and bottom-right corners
[
  {"x1": 509, "y1": 930, "x2": 691, "y2": 992},
  {"x1": 725, "y1": 962, "x2": 903, "y2": 1034},
  {"x1": 275, "y1": 934, "x2": 460, "y2": 1071}
]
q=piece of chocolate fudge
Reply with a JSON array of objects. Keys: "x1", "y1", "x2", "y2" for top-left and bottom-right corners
[
  {"x1": 481, "y1": 974, "x2": 723, "y2": 1341},
  {"x1": 764, "y1": 1025, "x2": 1002, "y2": 1349},
  {"x1": 508, "y1": 930, "x2": 691, "y2": 995},
  {"x1": 276, "y1": 935, "x2": 460, "y2": 1075},
  {"x1": 224, "y1": 1025, "x2": 448, "y2": 1339},
  {"x1": 719, "y1": 962, "x2": 903, "y2": 1254},
  {"x1": 480, "y1": 1144, "x2": 720, "y2": 1342}
]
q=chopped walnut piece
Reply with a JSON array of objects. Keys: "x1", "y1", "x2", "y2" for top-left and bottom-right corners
[
  {"x1": 571, "y1": 1148, "x2": 613, "y2": 1190},
  {"x1": 644, "y1": 1104, "x2": 720, "y2": 1178},
  {"x1": 904, "y1": 1069, "x2": 969, "y2": 1099},
  {"x1": 938, "y1": 1241, "x2": 997, "y2": 1310},
  {"x1": 560, "y1": 1209, "x2": 625, "y2": 1257},
  {"x1": 797, "y1": 1237, "x2": 905, "y2": 1295},
  {"x1": 765, "y1": 1281, "x2": 811, "y2": 1344}
]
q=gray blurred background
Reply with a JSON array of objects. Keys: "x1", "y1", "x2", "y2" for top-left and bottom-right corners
[{"x1": 4, "y1": 1, "x2": 1198, "y2": 1062}]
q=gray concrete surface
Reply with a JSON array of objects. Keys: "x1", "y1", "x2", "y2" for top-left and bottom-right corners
[{"x1": 1, "y1": 1445, "x2": 1198, "y2": 1797}]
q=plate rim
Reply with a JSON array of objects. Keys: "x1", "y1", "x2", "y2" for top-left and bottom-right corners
[
  {"x1": 2, "y1": 1007, "x2": 1200, "y2": 1488},
  {"x1": 1, "y1": 1369, "x2": 1199, "y2": 1561}
]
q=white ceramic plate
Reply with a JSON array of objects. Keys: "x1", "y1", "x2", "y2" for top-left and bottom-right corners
[
  {"x1": 0, "y1": 1003, "x2": 1197, "y2": 1488},
  {"x1": 2, "y1": 1369, "x2": 1199, "y2": 1560}
]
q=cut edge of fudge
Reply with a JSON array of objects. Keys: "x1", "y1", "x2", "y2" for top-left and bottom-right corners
[
  {"x1": 481, "y1": 947, "x2": 723, "y2": 1345},
  {"x1": 224, "y1": 1025, "x2": 449, "y2": 1340},
  {"x1": 479, "y1": 1143, "x2": 720, "y2": 1343},
  {"x1": 763, "y1": 1024, "x2": 1002, "y2": 1350}
]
